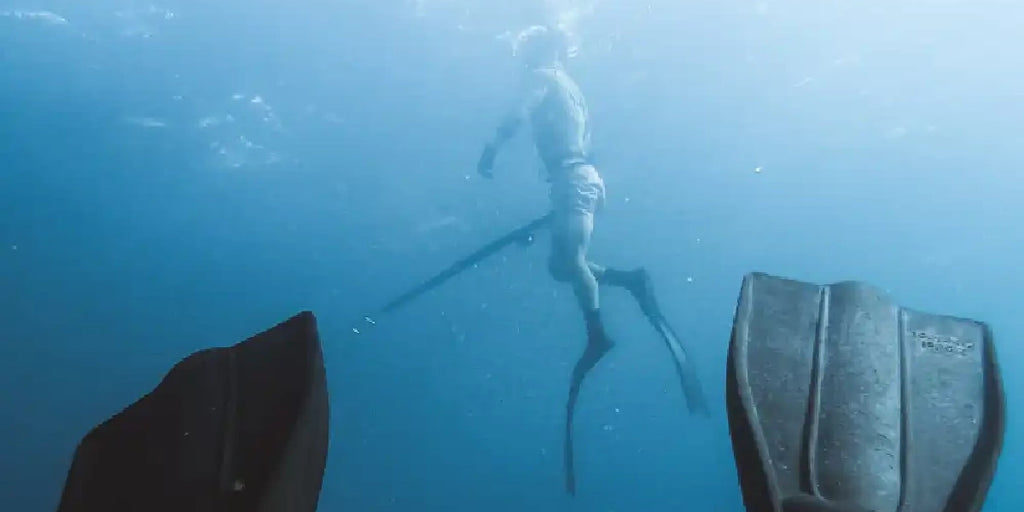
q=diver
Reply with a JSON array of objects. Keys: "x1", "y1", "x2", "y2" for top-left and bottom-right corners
[
  {"x1": 475, "y1": 25, "x2": 671, "y2": 494},
  {"x1": 476, "y1": 25, "x2": 652, "y2": 413}
]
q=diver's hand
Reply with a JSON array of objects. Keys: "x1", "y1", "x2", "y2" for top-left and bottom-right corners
[{"x1": 477, "y1": 144, "x2": 497, "y2": 179}]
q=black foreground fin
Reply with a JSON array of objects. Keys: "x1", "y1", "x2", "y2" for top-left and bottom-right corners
[
  {"x1": 57, "y1": 311, "x2": 329, "y2": 512},
  {"x1": 727, "y1": 273, "x2": 1005, "y2": 512}
]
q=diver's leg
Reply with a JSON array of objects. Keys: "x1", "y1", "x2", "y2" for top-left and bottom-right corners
[
  {"x1": 549, "y1": 212, "x2": 608, "y2": 343},
  {"x1": 551, "y1": 218, "x2": 616, "y2": 380},
  {"x1": 547, "y1": 164, "x2": 617, "y2": 377}
]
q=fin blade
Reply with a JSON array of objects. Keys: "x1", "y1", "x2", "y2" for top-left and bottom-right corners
[
  {"x1": 57, "y1": 311, "x2": 330, "y2": 512},
  {"x1": 651, "y1": 315, "x2": 711, "y2": 416},
  {"x1": 727, "y1": 273, "x2": 1004, "y2": 512}
]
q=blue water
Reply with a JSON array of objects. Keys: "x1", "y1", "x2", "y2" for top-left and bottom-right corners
[{"x1": 2, "y1": 1, "x2": 1021, "y2": 510}]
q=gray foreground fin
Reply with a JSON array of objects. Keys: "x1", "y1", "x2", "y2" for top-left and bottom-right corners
[
  {"x1": 57, "y1": 311, "x2": 329, "y2": 512},
  {"x1": 726, "y1": 273, "x2": 1004, "y2": 512}
]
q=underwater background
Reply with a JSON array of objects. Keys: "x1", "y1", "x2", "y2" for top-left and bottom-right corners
[{"x1": 1, "y1": 0, "x2": 1021, "y2": 510}]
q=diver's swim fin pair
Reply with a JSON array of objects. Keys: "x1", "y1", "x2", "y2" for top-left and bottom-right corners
[
  {"x1": 53, "y1": 272, "x2": 1005, "y2": 510},
  {"x1": 563, "y1": 269, "x2": 710, "y2": 495}
]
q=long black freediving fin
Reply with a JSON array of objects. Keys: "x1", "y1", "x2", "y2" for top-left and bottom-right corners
[
  {"x1": 628, "y1": 269, "x2": 710, "y2": 416},
  {"x1": 56, "y1": 311, "x2": 329, "y2": 512},
  {"x1": 727, "y1": 272, "x2": 1005, "y2": 512},
  {"x1": 563, "y1": 269, "x2": 710, "y2": 496},
  {"x1": 564, "y1": 371, "x2": 583, "y2": 495},
  {"x1": 563, "y1": 332, "x2": 616, "y2": 495}
]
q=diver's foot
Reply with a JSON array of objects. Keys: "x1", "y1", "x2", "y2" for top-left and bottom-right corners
[
  {"x1": 572, "y1": 330, "x2": 615, "y2": 381},
  {"x1": 588, "y1": 326, "x2": 615, "y2": 353},
  {"x1": 623, "y1": 267, "x2": 660, "y2": 318}
]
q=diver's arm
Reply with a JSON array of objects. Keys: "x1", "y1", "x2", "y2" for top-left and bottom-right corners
[
  {"x1": 476, "y1": 115, "x2": 521, "y2": 179},
  {"x1": 477, "y1": 76, "x2": 547, "y2": 178}
]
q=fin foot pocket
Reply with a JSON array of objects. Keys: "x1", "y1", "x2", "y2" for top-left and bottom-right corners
[{"x1": 575, "y1": 330, "x2": 614, "y2": 380}]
